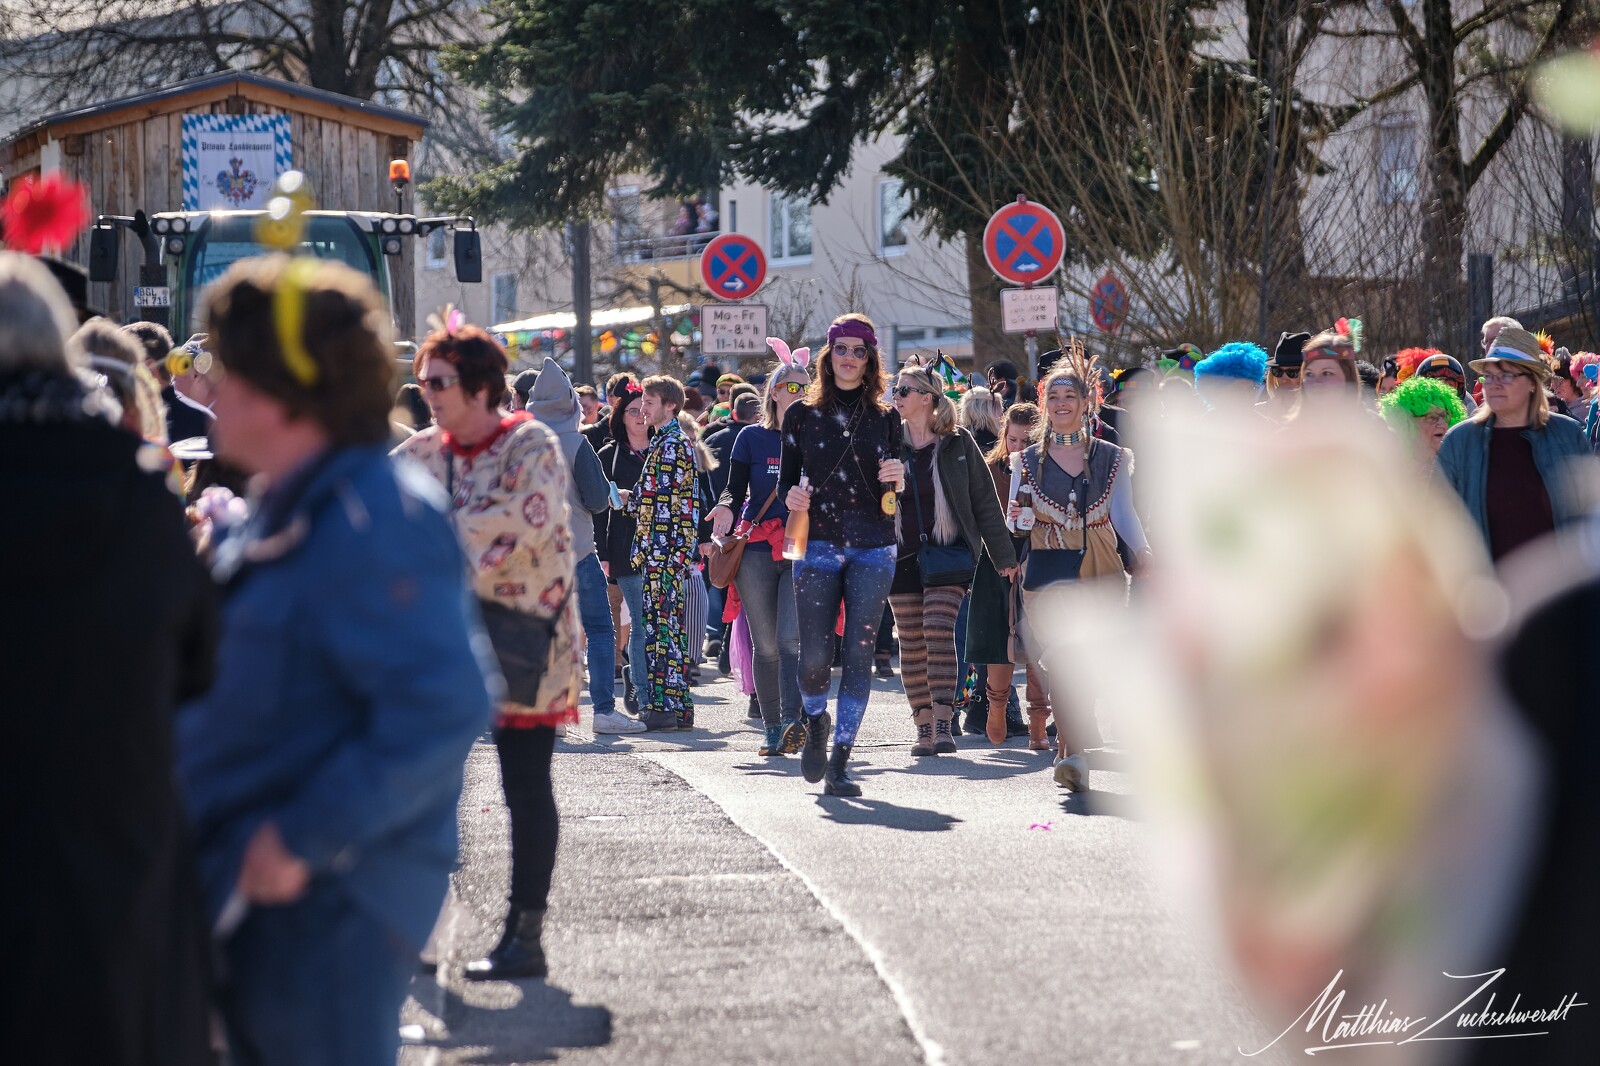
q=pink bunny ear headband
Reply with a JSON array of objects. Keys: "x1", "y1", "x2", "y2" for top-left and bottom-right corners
[{"x1": 767, "y1": 337, "x2": 811, "y2": 368}]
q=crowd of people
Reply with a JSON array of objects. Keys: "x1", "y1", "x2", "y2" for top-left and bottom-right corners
[{"x1": 8, "y1": 230, "x2": 1600, "y2": 1064}]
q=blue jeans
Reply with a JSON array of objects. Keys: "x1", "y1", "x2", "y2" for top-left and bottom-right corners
[
  {"x1": 219, "y1": 884, "x2": 415, "y2": 1066},
  {"x1": 706, "y1": 579, "x2": 727, "y2": 644},
  {"x1": 793, "y1": 540, "x2": 897, "y2": 745},
  {"x1": 733, "y1": 548, "x2": 801, "y2": 727},
  {"x1": 616, "y1": 572, "x2": 647, "y2": 695},
  {"x1": 576, "y1": 553, "x2": 616, "y2": 716}
]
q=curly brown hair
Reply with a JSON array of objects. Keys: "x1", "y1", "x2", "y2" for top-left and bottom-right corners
[
  {"x1": 202, "y1": 255, "x2": 395, "y2": 446},
  {"x1": 807, "y1": 312, "x2": 889, "y2": 412}
]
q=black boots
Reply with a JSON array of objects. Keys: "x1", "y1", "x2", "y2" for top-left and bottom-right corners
[
  {"x1": 800, "y1": 711, "x2": 832, "y2": 783},
  {"x1": 464, "y1": 905, "x2": 547, "y2": 981},
  {"x1": 823, "y1": 744, "x2": 861, "y2": 796}
]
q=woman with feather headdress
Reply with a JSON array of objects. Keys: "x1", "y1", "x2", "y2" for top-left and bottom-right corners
[{"x1": 1010, "y1": 339, "x2": 1150, "y2": 791}]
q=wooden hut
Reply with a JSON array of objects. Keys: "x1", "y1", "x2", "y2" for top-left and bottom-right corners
[{"x1": 0, "y1": 71, "x2": 426, "y2": 327}]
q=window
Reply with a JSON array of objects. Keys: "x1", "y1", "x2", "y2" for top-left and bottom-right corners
[
  {"x1": 609, "y1": 186, "x2": 643, "y2": 250},
  {"x1": 879, "y1": 179, "x2": 911, "y2": 253},
  {"x1": 769, "y1": 194, "x2": 812, "y2": 261},
  {"x1": 1377, "y1": 118, "x2": 1419, "y2": 205},
  {"x1": 425, "y1": 227, "x2": 447, "y2": 269},
  {"x1": 491, "y1": 272, "x2": 518, "y2": 326}
]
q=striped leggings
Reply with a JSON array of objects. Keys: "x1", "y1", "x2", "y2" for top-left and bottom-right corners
[
  {"x1": 685, "y1": 565, "x2": 708, "y2": 664},
  {"x1": 889, "y1": 585, "x2": 967, "y2": 713}
]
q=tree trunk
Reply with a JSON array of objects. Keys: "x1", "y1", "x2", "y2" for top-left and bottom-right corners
[
  {"x1": 1559, "y1": 134, "x2": 1598, "y2": 344},
  {"x1": 1418, "y1": 0, "x2": 1469, "y2": 351}
]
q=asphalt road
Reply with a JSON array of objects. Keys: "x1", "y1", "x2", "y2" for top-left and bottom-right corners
[{"x1": 400, "y1": 664, "x2": 1289, "y2": 1066}]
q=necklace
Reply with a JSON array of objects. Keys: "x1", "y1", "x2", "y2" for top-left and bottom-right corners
[{"x1": 1049, "y1": 426, "x2": 1090, "y2": 447}]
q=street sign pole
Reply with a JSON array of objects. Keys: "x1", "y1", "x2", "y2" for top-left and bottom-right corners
[
  {"x1": 1023, "y1": 279, "x2": 1037, "y2": 383},
  {"x1": 984, "y1": 194, "x2": 1065, "y2": 385}
]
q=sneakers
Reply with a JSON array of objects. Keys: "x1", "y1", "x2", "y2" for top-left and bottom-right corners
[
  {"x1": 623, "y1": 677, "x2": 640, "y2": 715},
  {"x1": 874, "y1": 654, "x2": 895, "y2": 678},
  {"x1": 778, "y1": 718, "x2": 806, "y2": 755},
  {"x1": 593, "y1": 711, "x2": 646, "y2": 734},
  {"x1": 1053, "y1": 752, "x2": 1088, "y2": 791},
  {"x1": 759, "y1": 724, "x2": 786, "y2": 756},
  {"x1": 800, "y1": 711, "x2": 832, "y2": 783}
]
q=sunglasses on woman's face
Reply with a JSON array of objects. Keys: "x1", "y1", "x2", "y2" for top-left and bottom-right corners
[
  {"x1": 420, "y1": 374, "x2": 460, "y2": 392},
  {"x1": 833, "y1": 342, "x2": 867, "y2": 357},
  {"x1": 893, "y1": 385, "x2": 934, "y2": 398},
  {"x1": 776, "y1": 381, "x2": 805, "y2": 395},
  {"x1": 1270, "y1": 367, "x2": 1300, "y2": 379}
]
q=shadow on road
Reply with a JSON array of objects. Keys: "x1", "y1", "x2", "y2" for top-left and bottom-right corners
[
  {"x1": 1058, "y1": 789, "x2": 1139, "y2": 820},
  {"x1": 883, "y1": 754, "x2": 1051, "y2": 782},
  {"x1": 814, "y1": 795, "x2": 963, "y2": 831},
  {"x1": 413, "y1": 979, "x2": 612, "y2": 1064}
]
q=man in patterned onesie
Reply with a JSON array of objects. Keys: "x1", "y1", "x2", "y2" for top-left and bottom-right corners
[{"x1": 624, "y1": 375, "x2": 700, "y2": 730}]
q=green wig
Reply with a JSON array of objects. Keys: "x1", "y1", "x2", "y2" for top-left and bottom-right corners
[{"x1": 1380, "y1": 375, "x2": 1467, "y2": 433}]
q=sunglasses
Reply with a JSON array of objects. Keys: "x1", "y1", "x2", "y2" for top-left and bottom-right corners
[
  {"x1": 776, "y1": 381, "x2": 805, "y2": 395},
  {"x1": 832, "y1": 342, "x2": 867, "y2": 356},
  {"x1": 420, "y1": 374, "x2": 460, "y2": 392},
  {"x1": 893, "y1": 385, "x2": 934, "y2": 398},
  {"x1": 1270, "y1": 367, "x2": 1301, "y2": 379}
]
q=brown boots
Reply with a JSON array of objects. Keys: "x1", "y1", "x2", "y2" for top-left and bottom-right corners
[
  {"x1": 910, "y1": 708, "x2": 936, "y2": 756},
  {"x1": 932, "y1": 703, "x2": 957, "y2": 754},
  {"x1": 984, "y1": 685, "x2": 1010, "y2": 744}
]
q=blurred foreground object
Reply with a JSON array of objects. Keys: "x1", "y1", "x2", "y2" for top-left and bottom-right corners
[{"x1": 1032, "y1": 405, "x2": 1596, "y2": 1063}]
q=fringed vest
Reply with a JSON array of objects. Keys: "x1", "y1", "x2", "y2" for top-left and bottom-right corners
[{"x1": 1019, "y1": 439, "x2": 1128, "y2": 579}]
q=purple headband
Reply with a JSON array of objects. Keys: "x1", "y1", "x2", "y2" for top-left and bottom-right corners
[{"x1": 827, "y1": 320, "x2": 878, "y2": 348}]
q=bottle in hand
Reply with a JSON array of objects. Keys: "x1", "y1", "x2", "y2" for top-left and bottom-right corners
[
  {"x1": 783, "y1": 476, "x2": 810, "y2": 560},
  {"x1": 1015, "y1": 484, "x2": 1036, "y2": 532}
]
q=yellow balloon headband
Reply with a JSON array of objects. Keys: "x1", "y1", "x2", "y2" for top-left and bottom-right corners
[
  {"x1": 165, "y1": 338, "x2": 213, "y2": 378},
  {"x1": 256, "y1": 171, "x2": 321, "y2": 388}
]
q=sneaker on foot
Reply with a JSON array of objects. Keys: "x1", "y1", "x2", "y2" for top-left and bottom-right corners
[
  {"x1": 759, "y1": 724, "x2": 785, "y2": 756},
  {"x1": 874, "y1": 656, "x2": 895, "y2": 679},
  {"x1": 778, "y1": 718, "x2": 806, "y2": 755},
  {"x1": 594, "y1": 711, "x2": 646, "y2": 734},
  {"x1": 1053, "y1": 752, "x2": 1088, "y2": 791}
]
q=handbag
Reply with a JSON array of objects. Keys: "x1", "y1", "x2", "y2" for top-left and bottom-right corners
[
  {"x1": 476, "y1": 594, "x2": 568, "y2": 706},
  {"x1": 907, "y1": 452, "x2": 975, "y2": 587},
  {"x1": 707, "y1": 486, "x2": 779, "y2": 589},
  {"x1": 1021, "y1": 548, "x2": 1083, "y2": 591}
]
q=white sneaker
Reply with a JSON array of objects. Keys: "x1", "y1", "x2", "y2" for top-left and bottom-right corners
[
  {"x1": 593, "y1": 711, "x2": 647, "y2": 734},
  {"x1": 1053, "y1": 753, "x2": 1088, "y2": 791}
]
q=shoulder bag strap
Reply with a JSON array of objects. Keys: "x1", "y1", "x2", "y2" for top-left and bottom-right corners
[{"x1": 747, "y1": 485, "x2": 780, "y2": 525}]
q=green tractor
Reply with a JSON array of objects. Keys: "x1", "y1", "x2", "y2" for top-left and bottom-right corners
[{"x1": 87, "y1": 207, "x2": 482, "y2": 341}]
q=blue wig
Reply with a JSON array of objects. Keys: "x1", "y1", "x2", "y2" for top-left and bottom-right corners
[{"x1": 1194, "y1": 342, "x2": 1268, "y2": 391}]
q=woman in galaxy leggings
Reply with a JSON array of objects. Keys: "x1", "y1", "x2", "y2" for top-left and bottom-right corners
[{"x1": 779, "y1": 313, "x2": 905, "y2": 795}]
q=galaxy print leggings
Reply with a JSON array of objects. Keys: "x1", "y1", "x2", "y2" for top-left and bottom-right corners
[{"x1": 793, "y1": 541, "x2": 897, "y2": 745}]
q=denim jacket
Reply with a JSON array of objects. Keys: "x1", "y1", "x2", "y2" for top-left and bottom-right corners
[
  {"x1": 1434, "y1": 413, "x2": 1592, "y2": 548},
  {"x1": 178, "y1": 445, "x2": 495, "y2": 945}
]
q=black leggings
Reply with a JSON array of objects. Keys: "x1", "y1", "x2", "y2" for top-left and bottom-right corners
[{"x1": 495, "y1": 726, "x2": 558, "y2": 911}]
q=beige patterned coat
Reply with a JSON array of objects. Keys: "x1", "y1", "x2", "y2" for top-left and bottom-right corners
[{"x1": 393, "y1": 413, "x2": 581, "y2": 726}]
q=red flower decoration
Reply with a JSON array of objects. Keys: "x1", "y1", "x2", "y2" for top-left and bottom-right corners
[{"x1": 1, "y1": 174, "x2": 92, "y2": 255}]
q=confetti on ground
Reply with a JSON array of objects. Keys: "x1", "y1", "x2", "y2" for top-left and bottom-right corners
[{"x1": 1029, "y1": 820, "x2": 1054, "y2": 831}]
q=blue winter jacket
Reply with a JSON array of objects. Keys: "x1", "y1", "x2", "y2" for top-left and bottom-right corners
[
  {"x1": 1434, "y1": 412, "x2": 1593, "y2": 549},
  {"x1": 178, "y1": 444, "x2": 495, "y2": 947}
]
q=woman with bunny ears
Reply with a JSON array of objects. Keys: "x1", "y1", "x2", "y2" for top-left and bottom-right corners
[
  {"x1": 709, "y1": 339, "x2": 813, "y2": 754},
  {"x1": 778, "y1": 314, "x2": 905, "y2": 795}
]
